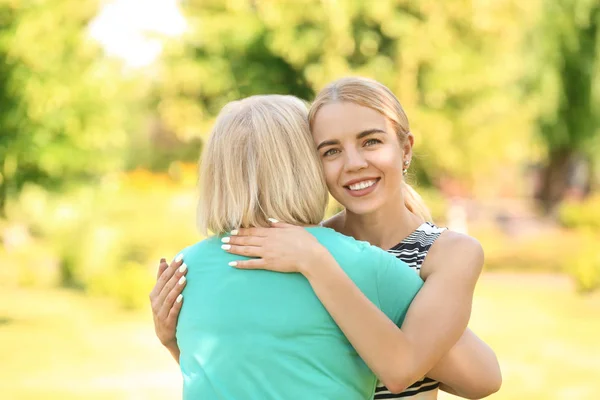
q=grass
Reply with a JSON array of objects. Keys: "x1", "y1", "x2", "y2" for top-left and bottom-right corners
[
  {"x1": 441, "y1": 273, "x2": 600, "y2": 400},
  {"x1": 1, "y1": 273, "x2": 599, "y2": 400},
  {"x1": 0, "y1": 287, "x2": 182, "y2": 399}
]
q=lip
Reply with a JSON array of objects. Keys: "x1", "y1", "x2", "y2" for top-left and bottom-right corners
[
  {"x1": 343, "y1": 177, "x2": 380, "y2": 187},
  {"x1": 343, "y1": 178, "x2": 380, "y2": 198}
]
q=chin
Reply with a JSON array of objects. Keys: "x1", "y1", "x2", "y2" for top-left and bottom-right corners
[{"x1": 343, "y1": 198, "x2": 384, "y2": 216}]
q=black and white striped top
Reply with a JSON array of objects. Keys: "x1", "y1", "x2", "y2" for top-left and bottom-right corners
[{"x1": 374, "y1": 222, "x2": 446, "y2": 399}]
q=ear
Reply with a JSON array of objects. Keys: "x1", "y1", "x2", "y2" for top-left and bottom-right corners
[{"x1": 403, "y1": 132, "x2": 414, "y2": 161}]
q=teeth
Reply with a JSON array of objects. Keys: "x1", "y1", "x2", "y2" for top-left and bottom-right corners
[{"x1": 348, "y1": 180, "x2": 376, "y2": 191}]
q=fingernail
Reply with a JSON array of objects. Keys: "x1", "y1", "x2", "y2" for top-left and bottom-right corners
[
  {"x1": 221, "y1": 237, "x2": 231, "y2": 243},
  {"x1": 221, "y1": 244, "x2": 231, "y2": 250},
  {"x1": 228, "y1": 261, "x2": 238, "y2": 267},
  {"x1": 230, "y1": 229, "x2": 238, "y2": 236},
  {"x1": 175, "y1": 254, "x2": 184, "y2": 263},
  {"x1": 178, "y1": 276, "x2": 186, "y2": 285},
  {"x1": 268, "y1": 218, "x2": 279, "y2": 223},
  {"x1": 176, "y1": 294, "x2": 183, "y2": 303},
  {"x1": 178, "y1": 263, "x2": 187, "y2": 273}
]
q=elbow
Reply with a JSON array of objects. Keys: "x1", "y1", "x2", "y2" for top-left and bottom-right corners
[
  {"x1": 482, "y1": 371, "x2": 503, "y2": 398},
  {"x1": 379, "y1": 354, "x2": 426, "y2": 394},
  {"x1": 382, "y1": 380, "x2": 410, "y2": 395},
  {"x1": 382, "y1": 371, "x2": 503, "y2": 397},
  {"x1": 379, "y1": 372, "x2": 415, "y2": 394},
  {"x1": 479, "y1": 356, "x2": 503, "y2": 398},
  {"x1": 459, "y1": 347, "x2": 503, "y2": 399},
  {"x1": 463, "y1": 372, "x2": 503, "y2": 399}
]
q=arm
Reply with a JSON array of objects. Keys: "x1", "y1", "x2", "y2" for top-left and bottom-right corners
[
  {"x1": 225, "y1": 224, "x2": 494, "y2": 394},
  {"x1": 429, "y1": 328, "x2": 501, "y2": 398},
  {"x1": 301, "y1": 238, "x2": 482, "y2": 392},
  {"x1": 149, "y1": 256, "x2": 187, "y2": 364},
  {"x1": 298, "y1": 232, "x2": 485, "y2": 393},
  {"x1": 165, "y1": 341, "x2": 181, "y2": 363}
]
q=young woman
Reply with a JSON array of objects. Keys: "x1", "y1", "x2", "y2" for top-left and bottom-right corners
[
  {"x1": 150, "y1": 78, "x2": 502, "y2": 399},
  {"x1": 171, "y1": 94, "x2": 426, "y2": 399}
]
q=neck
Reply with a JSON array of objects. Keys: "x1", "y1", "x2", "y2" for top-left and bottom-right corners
[{"x1": 339, "y1": 198, "x2": 424, "y2": 250}]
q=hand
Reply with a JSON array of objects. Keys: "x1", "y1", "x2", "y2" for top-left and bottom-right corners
[
  {"x1": 149, "y1": 255, "x2": 187, "y2": 349},
  {"x1": 221, "y1": 220, "x2": 327, "y2": 275}
]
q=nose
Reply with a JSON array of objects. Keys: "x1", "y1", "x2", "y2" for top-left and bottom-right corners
[{"x1": 344, "y1": 148, "x2": 368, "y2": 172}]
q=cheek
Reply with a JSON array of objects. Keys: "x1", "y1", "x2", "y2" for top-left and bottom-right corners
[
  {"x1": 322, "y1": 162, "x2": 340, "y2": 190},
  {"x1": 371, "y1": 147, "x2": 403, "y2": 176}
]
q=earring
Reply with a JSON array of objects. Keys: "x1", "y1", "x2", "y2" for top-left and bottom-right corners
[{"x1": 403, "y1": 160, "x2": 409, "y2": 175}]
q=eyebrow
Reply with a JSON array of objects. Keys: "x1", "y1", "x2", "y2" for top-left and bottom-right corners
[{"x1": 316, "y1": 129, "x2": 386, "y2": 151}]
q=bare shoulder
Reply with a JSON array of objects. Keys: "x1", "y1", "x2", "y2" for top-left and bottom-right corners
[
  {"x1": 433, "y1": 230, "x2": 484, "y2": 259},
  {"x1": 421, "y1": 230, "x2": 484, "y2": 280}
]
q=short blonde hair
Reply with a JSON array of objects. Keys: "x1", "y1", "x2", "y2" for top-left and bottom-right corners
[
  {"x1": 309, "y1": 77, "x2": 432, "y2": 222},
  {"x1": 198, "y1": 95, "x2": 329, "y2": 235}
]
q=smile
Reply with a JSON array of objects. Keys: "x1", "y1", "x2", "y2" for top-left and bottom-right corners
[
  {"x1": 343, "y1": 178, "x2": 380, "y2": 197},
  {"x1": 348, "y1": 179, "x2": 377, "y2": 191}
]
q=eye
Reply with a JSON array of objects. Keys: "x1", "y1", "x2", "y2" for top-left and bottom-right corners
[
  {"x1": 364, "y1": 138, "x2": 382, "y2": 147},
  {"x1": 323, "y1": 148, "x2": 340, "y2": 157}
]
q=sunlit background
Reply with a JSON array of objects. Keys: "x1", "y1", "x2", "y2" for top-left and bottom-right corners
[{"x1": 1, "y1": 0, "x2": 599, "y2": 399}]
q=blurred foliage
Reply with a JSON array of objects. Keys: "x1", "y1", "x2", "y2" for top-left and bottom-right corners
[
  {"x1": 476, "y1": 194, "x2": 600, "y2": 293},
  {"x1": 559, "y1": 194, "x2": 600, "y2": 230},
  {"x1": 479, "y1": 227, "x2": 568, "y2": 274},
  {"x1": 0, "y1": 0, "x2": 147, "y2": 215},
  {"x1": 415, "y1": 186, "x2": 449, "y2": 223},
  {"x1": 1, "y1": 165, "x2": 200, "y2": 308},
  {"x1": 567, "y1": 230, "x2": 600, "y2": 293},
  {"x1": 156, "y1": 0, "x2": 541, "y2": 192},
  {"x1": 1, "y1": 0, "x2": 600, "y2": 307},
  {"x1": 530, "y1": 0, "x2": 600, "y2": 210},
  {"x1": 558, "y1": 195, "x2": 600, "y2": 292}
]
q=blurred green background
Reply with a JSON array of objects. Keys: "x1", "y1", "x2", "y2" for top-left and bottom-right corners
[{"x1": 1, "y1": 0, "x2": 599, "y2": 399}]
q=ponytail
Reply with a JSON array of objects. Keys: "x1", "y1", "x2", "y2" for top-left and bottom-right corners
[{"x1": 402, "y1": 181, "x2": 432, "y2": 222}]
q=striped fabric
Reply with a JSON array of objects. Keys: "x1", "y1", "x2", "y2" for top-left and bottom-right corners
[{"x1": 374, "y1": 222, "x2": 446, "y2": 399}]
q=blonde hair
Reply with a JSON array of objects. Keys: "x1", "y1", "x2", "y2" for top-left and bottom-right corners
[
  {"x1": 309, "y1": 77, "x2": 432, "y2": 222},
  {"x1": 198, "y1": 95, "x2": 329, "y2": 235}
]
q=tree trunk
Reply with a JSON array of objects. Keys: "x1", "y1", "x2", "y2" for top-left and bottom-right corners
[
  {"x1": 536, "y1": 148, "x2": 573, "y2": 214},
  {"x1": 0, "y1": 179, "x2": 5, "y2": 218}
]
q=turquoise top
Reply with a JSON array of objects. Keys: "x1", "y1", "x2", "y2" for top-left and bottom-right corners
[{"x1": 176, "y1": 227, "x2": 423, "y2": 400}]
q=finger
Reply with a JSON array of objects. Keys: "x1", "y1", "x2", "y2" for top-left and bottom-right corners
[
  {"x1": 166, "y1": 294, "x2": 184, "y2": 326},
  {"x1": 157, "y1": 263, "x2": 187, "y2": 305},
  {"x1": 229, "y1": 258, "x2": 267, "y2": 270},
  {"x1": 222, "y1": 235, "x2": 265, "y2": 247},
  {"x1": 267, "y1": 218, "x2": 295, "y2": 228},
  {"x1": 156, "y1": 258, "x2": 169, "y2": 280},
  {"x1": 159, "y1": 276, "x2": 186, "y2": 319},
  {"x1": 157, "y1": 273, "x2": 186, "y2": 319},
  {"x1": 222, "y1": 244, "x2": 263, "y2": 258},
  {"x1": 150, "y1": 258, "x2": 175, "y2": 299},
  {"x1": 157, "y1": 255, "x2": 184, "y2": 289},
  {"x1": 233, "y1": 227, "x2": 269, "y2": 237}
]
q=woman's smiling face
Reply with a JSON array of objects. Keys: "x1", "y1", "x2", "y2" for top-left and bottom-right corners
[{"x1": 311, "y1": 101, "x2": 410, "y2": 215}]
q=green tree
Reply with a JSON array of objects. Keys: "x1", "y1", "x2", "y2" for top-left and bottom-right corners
[
  {"x1": 0, "y1": 0, "x2": 138, "y2": 215},
  {"x1": 533, "y1": 0, "x2": 600, "y2": 212},
  {"x1": 157, "y1": 0, "x2": 536, "y2": 194}
]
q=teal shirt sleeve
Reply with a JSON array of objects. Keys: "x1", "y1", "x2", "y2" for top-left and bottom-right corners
[{"x1": 373, "y1": 248, "x2": 424, "y2": 327}]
